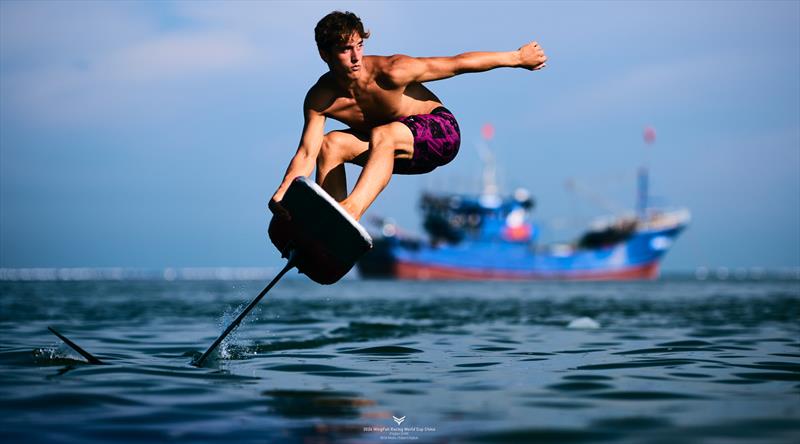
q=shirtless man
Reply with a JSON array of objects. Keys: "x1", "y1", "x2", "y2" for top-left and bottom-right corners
[{"x1": 270, "y1": 11, "x2": 547, "y2": 221}]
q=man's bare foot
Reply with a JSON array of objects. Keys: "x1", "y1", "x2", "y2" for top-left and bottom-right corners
[{"x1": 268, "y1": 199, "x2": 291, "y2": 221}]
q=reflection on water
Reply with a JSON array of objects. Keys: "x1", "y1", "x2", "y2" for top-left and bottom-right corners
[
  {"x1": 0, "y1": 278, "x2": 798, "y2": 443},
  {"x1": 263, "y1": 389, "x2": 374, "y2": 418}
]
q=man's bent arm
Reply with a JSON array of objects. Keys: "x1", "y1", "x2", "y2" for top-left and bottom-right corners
[
  {"x1": 271, "y1": 105, "x2": 325, "y2": 204},
  {"x1": 386, "y1": 41, "x2": 547, "y2": 85}
]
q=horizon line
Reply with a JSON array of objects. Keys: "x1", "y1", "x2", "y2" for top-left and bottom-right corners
[{"x1": 1, "y1": 266, "x2": 798, "y2": 282}]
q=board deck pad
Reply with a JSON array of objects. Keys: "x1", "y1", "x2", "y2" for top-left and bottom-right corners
[{"x1": 269, "y1": 176, "x2": 372, "y2": 284}]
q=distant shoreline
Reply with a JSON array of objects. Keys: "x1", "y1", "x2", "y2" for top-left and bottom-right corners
[{"x1": 1, "y1": 267, "x2": 798, "y2": 282}]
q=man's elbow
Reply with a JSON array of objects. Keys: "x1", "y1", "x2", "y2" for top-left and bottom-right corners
[{"x1": 293, "y1": 148, "x2": 316, "y2": 163}]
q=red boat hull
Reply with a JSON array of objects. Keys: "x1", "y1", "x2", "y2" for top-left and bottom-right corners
[{"x1": 394, "y1": 260, "x2": 660, "y2": 281}]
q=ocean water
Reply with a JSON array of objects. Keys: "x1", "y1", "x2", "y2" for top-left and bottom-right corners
[{"x1": 1, "y1": 276, "x2": 799, "y2": 443}]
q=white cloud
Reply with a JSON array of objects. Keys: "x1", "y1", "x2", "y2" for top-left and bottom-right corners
[
  {"x1": 0, "y1": 1, "x2": 406, "y2": 128},
  {"x1": 0, "y1": 0, "x2": 154, "y2": 66},
  {"x1": 1, "y1": 3, "x2": 264, "y2": 127},
  {"x1": 103, "y1": 32, "x2": 258, "y2": 84}
]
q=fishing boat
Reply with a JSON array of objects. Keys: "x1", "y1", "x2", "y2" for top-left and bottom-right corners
[{"x1": 357, "y1": 127, "x2": 689, "y2": 280}]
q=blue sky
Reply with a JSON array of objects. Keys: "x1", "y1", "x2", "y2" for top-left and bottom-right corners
[{"x1": 1, "y1": 0, "x2": 798, "y2": 271}]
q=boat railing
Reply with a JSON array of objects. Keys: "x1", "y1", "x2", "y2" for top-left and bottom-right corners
[{"x1": 638, "y1": 208, "x2": 691, "y2": 231}]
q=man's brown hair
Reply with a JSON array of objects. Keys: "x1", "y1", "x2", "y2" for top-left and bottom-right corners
[{"x1": 314, "y1": 11, "x2": 370, "y2": 53}]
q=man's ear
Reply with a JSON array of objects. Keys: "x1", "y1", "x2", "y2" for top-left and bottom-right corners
[{"x1": 318, "y1": 48, "x2": 330, "y2": 64}]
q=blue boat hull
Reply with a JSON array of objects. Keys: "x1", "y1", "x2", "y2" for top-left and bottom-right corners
[{"x1": 358, "y1": 223, "x2": 686, "y2": 281}]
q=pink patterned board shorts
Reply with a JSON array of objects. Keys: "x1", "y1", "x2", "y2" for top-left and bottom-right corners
[{"x1": 393, "y1": 107, "x2": 460, "y2": 175}]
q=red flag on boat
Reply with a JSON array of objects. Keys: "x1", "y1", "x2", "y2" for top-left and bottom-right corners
[
  {"x1": 643, "y1": 126, "x2": 656, "y2": 144},
  {"x1": 481, "y1": 123, "x2": 495, "y2": 141}
]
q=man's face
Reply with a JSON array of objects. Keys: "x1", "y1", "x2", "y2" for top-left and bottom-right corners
[{"x1": 324, "y1": 32, "x2": 364, "y2": 79}]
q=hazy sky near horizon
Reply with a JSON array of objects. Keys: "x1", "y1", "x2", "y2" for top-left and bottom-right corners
[{"x1": 1, "y1": 0, "x2": 798, "y2": 271}]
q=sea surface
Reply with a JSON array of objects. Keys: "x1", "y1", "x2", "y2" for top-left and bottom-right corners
[{"x1": 1, "y1": 275, "x2": 799, "y2": 443}]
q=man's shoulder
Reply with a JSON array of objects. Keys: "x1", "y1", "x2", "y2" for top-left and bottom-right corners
[
  {"x1": 309, "y1": 72, "x2": 335, "y2": 93},
  {"x1": 365, "y1": 54, "x2": 391, "y2": 64},
  {"x1": 305, "y1": 74, "x2": 336, "y2": 109},
  {"x1": 369, "y1": 54, "x2": 416, "y2": 86},
  {"x1": 368, "y1": 54, "x2": 407, "y2": 73}
]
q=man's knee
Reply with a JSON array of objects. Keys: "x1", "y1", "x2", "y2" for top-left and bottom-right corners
[
  {"x1": 370, "y1": 123, "x2": 396, "y2": 144},
  {"x1": 371, "y1": 122, "x2": 413, "y2": 156},
  {"x1": 320, "y1": 131, "x2": 349, "y2": 161}
]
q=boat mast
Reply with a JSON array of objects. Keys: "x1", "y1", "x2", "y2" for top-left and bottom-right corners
[
  {"x1": 479, "y1": 123, "x2": 499, "y2": 198},
  {"x1": 638, "y1": 126, "x2": 656, "y2": 219},
  {"x1": 637, "y1": 167, "x2": 648, "y2": 219}
]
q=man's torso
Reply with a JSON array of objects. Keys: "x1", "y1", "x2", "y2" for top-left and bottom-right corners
[{"x1": 310, "y1": 56, "x2": 443, "y2": 133}]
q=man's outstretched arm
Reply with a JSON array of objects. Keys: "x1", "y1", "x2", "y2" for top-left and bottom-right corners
[{"x1": 384, "y1": 41, "x2": 547, "y2": 85}]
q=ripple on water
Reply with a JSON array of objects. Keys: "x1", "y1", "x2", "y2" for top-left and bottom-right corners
[
  {"x1": 562, "y1": 374, "x2": 613, "y2": 381},
  {"x1": 615, "y1": 334, "x2": 649, "y2": 340},
  {"x1": 585, "y1": 391, "x2": 709, "y2": 400},
  {"x1": 263, "y1": 353, "x2": 337, "y2": 359},
  {"x1": 614, "y1": 346, "x2": 720, "y2": 355},
  {"x1": 743, "y1": 361, "x2": 800, "y2": 373},
  {"x1": 455, "y1": 362, "x2": 501, "y2": 368},
  {"x1": 712, "y1": 379, "x2": 766, "y2": 385},
  {"x1": 5, "y1": 391, "x2": 145, "y2": 410},
  {"x1": 375, "y1": 378, "x2": 432, "y2": 384},
  {"x1": 668, "y1": 372, "x2": 713, "y2": 379},
  {"x1": 657, "y1": 340, "x2": 713, "y2": 347},
  {"x1": 733, "y1": 372, "x2": 800, "y2": 382},
  {"x1": 451, "y1": 384, "x2": 502, "y2": 392},
  {"x1": 716, "y1": 345, "x2": 756, "y2": 351},
  {"x1": 338, "y1": 345, "x2": 423, "y2": 355},
  {"x1": 628, "y1": 375, "x2": 673, "y2": 381},
  {"x1": 576, "y1": 359, "x2": 698, "y2": 370},
  {"x1": 547, "y1": 381, "x2": 614, "y2": 392},
  {"x1": 472, "y1": 346, "x2": 516, "y2": 352},
  {"x1": 384, "y1": 388, "x2": 425, "y2": 395},
  {"x1": 557, "y1": 348, "x2": 606, "y2": 354},
  {"x1": 488, "y1": 338, "x2": 522, "y2": 345},
  {"x1": 524, "y1": 401, "x2": 595, "y2": 410},
  {"x1": 688, "y1": 328, "x2": 753, "y2": 338},
  {"x1": 265, "y1": 363, "x2": 380, "y2": 378},
  {"x1": 590, "y1": 416, "x2": 673, "y2": 430}
]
